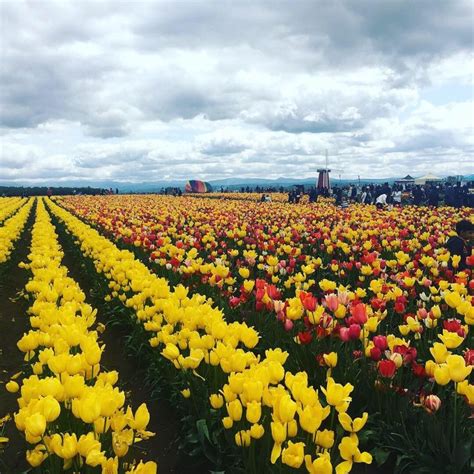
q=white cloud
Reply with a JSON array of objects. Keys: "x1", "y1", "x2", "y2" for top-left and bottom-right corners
[{"x1": 0, "y1": 0, "x2": 473, "y2": 183}]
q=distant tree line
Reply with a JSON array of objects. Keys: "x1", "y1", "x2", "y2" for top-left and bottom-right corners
[{"x1": 0, "y1": 186, "x2": 110, "y2": 197}]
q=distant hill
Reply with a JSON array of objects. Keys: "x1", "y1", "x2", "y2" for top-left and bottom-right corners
[{"x1": 1, "y1": 174, "x2": 472, "y2": 194}]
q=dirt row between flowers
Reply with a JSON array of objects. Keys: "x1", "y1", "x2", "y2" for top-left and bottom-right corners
[
  {"x1": 49, "y1": 207, "x2": 205, "y2": 473},
  {"x1": 0, "y1": 200, "x2": 36, "y2": 472}
]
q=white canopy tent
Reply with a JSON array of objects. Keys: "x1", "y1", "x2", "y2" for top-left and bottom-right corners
[{"x1": 414, "y1": 174, "x2": 442, "y2": 185}]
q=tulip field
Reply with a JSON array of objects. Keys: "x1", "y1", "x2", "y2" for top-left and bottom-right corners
[{"x1": 0, "y1": 195, "x2": 473, "y2": 473}]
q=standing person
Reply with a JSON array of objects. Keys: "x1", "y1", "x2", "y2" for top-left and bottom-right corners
[
  {"x1": 334, "y1": 187, "x2": 342, "y2": 205},
  {"x1": 446, "y1": 220, "x2": 473, "y2": 270},
  {"x1": 351, "y1": 186, "x2": 358, "y2": 202},
  {"x1": 392, "y1": 187, "x2": 402, "y2": 205},
  {"x1": 412, "y1": 186, "x2": 423, "y2": 205},
  {"x1": 360, "y1": 187, "x2": 367, "y2": 204},
  {"x1": 428, "y1": 186, "x2": 440, "y2": 207}
]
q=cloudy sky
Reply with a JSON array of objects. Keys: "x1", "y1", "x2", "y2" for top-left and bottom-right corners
[{"x1": 1, "y1": 0, "x2": 473, "y2": 184}]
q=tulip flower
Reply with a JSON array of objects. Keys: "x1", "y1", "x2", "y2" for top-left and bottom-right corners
[
  {"x1": 430, "y1": 342, "x2": 450, "y2": 364},
  {"x1": 378, "y1": 359, "x2": 397, "y2": 379},
  {"x1": 249, "y1": 423, "x2": 264, "y2": 439},
  {"x1": 338, "y1": 412, "x2": 369, "y2": 433},
  {"x1": 209, "y1": 393, "x2": 224, "y2": 409},
  {"x1": 321, "y1": 377, "x2": 353, "y2": 412},
  {"x1": 323, "y1": 352, "x2": 338, "y2": 368},
  {"x1": 337, "y1": 435, "x2": 373, "y2": 473},
  {"x1": 26, "y1": 445, "x2": 48, "y2": 467},
  {"x1": 434, "y1": 365, "x2": 451, "y2": 386},
  {"x1": 304, "y1": 452, "x2": 333, "y2": 474},
  {"x1": 446, "y1": 355, "x2": 472, "y2": 383},
  {"x1": 5, "y1": 381, "x2": 19, "y2": 393},
  {"x1": 281, "y1": 441, "x2": 305, "y2": 468},
  {"x1": 129, "y1": 403, "x2": 150, "y2": 431},
  {"x1": 315, "y1": 429, "x2": 335, "y2": 449},
  {"x1": 25, "y1": 413, "x2": 46, "y2": 438},
  {"x1": 438, "y1": 330, "x2": 464, "y2": 349},
  {"x1": 423, "y1": 394, "x2": 441, "y2": 414},
  {"x1": 227, "y1": 399, "x2": 243, "y2": 421},
  {"x1": 245, "y1": 401, "x2": 261, "y2": 424}
]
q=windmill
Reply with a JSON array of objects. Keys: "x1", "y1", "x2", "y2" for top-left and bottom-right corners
[{"x1": 317, "y1": 149, "x2": 342, "y2": 190}]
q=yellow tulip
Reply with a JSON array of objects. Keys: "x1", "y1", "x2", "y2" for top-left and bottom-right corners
[
  {"x1": 226, "y1": 399, "x2": 243, "y2": 421},
  {"x1": 457, "y1": 381, "x2": 474, "y2": 405},
  {"x1": 25, "y1": 413, "x2": 46, "y2": 437},
  {"x1": 125, "y1": 460, "x2": 158, "y2": 473},
  {"x1": 323, "y1": 352, "x2": 338, "y2": 368},
  {"x1": 429, "y1": 343, "x2": 449, "y2": 364},
  {"x1": 281, "y1": 440, "x2": 305, "y2": 469},
  {"x1": 243, "y1": 379, "x2": 263, "y2": 402},
  {"x1": 6, "y1": 381, "x2": 19, "y2": 393},
  {"x1": 161, "y1": 343, "x2": 180, "y2": 360},
  {"x1": 245, "y1": 401, "x2": 261, "y2": 424},
  {"x1": 438, "y1": 330, "x2": 464, "y2": 349},
  {"x1": 321, "y1": 377, "x2": 353, "y2": 412},
  {"x1": 181, "y1": 388, "x2": 191, "y2": 398},
  {"x1": 249, "y1": 423, "x2": 264, "y2": 439},
  {"x1": 315, "y1": 429, "x2": 335, "y2": 449},
  {"x1": 297, "y1": 403, "x2": 328, "y2": 434},
  {"x1": 77, "y1": 432, "x2": 101, "y2": 457},
  {"x1": 446, "y1": 355, "x2": 472, "y2": 383},
  {"x1": 40, "y1": 395, "x2": 61, "y2": 422},
  {"x1": 243, "y1": 279, "x2": 255, "y2": 292},
  {"x1": 239, "y1": 267, "x2": 250, "y2": 279},
  {"x1": 234, "y1": 430, "x2": 251, "y2": 447},
  {"x1": 130, "y1": 403, "x2": 150, "y2": 430},
  {"x1": 444, "y1": 291, "x2": 462, "y2": 308},
  {"x1": 338, "y1": 412, "x2": 368, "y2": 433},
  {"x1": 209, "y1": 393, "x2": 224, "y2": 409},
  {"x1": 26, "y1": 445, "x2": 48, "y2": 467},
  {"x1": 222, "y1": 416, "x2": 233, "y2": 429},
  {"x1": 278, "y1": 394, "x2": 297, "y2": 423},
  {"x1": 271, "y1": 421, "x2": 287, "y2": 443},
  {"x1": 304, "y1": 452, "x2": 333, "y2": 474},
  {"x1": 434, "y1": 365, "x2": 450, "y2": 386},
  {"x1": 77, "y1": 394, "x2": 101, "y2": 423}
]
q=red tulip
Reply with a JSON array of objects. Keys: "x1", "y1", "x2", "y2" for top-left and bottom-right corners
[
  {"x1": 373, "y1": 335, "x2": 388, "y2": 351},
  {"x1": 378, "y1": 359, "x2": 397, "y2": 378},
  {"x1": 370, "y1": 346, "x2": 382, "y2": 361},
  {"x1": 339, "y1": 327, "x2": 350, "y2": 342},
  {"x1": 464, "y1": 349, "x2": 474, "y2": 366},
  {"x1": 411, "y1": 361, "x2": 426, "y2": 378},
  {"x1": 443, "y1": 319, "x2": 465, "y2": 337},
  {"x1": 229, "y1": 297, "x2": 241, "y2": 308},
  {"x1": 302, "y1": 294, "x2": 317, "y2": 312},
  {"x1": 348, "y1": 324, "x2": 361, "y2": 340},
  {"x1": 298, "y1": 331, "x2": 313, "y2": 344},
  {"x1": 351, "y1": 303, "x2": 367, "y2": 324},
  {"x1": 283, "y1": 319, "x2": 294, "y2": 332}
]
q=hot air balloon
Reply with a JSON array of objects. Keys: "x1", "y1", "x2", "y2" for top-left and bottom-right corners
[{"x1": 185, "y1": 180, "x2": 213, "y2": 193}]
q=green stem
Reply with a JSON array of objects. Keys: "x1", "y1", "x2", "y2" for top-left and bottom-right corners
[{"x1": 453, "y1": 384, "x2": 457, "y2": 468}]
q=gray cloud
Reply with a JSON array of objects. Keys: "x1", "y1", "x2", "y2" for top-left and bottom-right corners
[{"x1": 0, "y1": 0, "x2": 473, "y2": 181}]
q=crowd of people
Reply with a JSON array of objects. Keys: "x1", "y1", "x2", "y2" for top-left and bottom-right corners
[{"x1": 330, "y1": 182, "x2": 473, "y2": 208}]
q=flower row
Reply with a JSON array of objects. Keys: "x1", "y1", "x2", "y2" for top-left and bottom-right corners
[
  {"x1": 0, "y1": 198, "x2": 33, "y2": 264},
  {"x1": 7, "y1": 198, "x2": 157, "y2": 473},
  {"x1": 0, "y1": 197, "x2": 28, "y2": 223}
]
